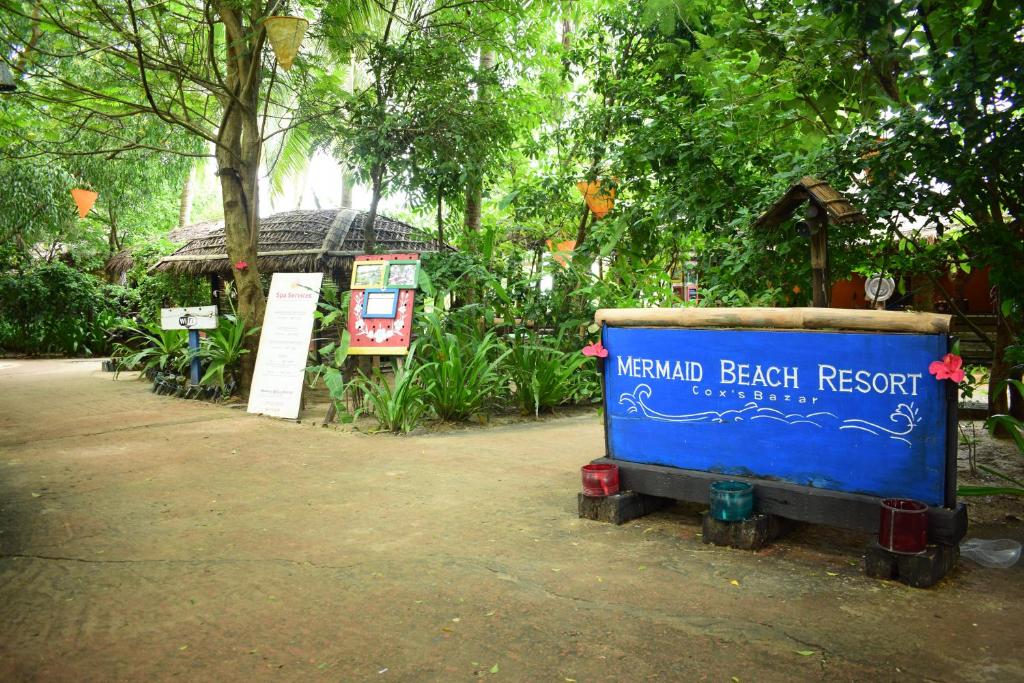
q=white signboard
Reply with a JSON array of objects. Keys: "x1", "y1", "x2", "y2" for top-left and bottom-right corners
[
  {"x1": 247, "y1": 272, "x2": 323, "y2": 419},
  {"x1": 160, "y1": 306, "x2": 218, "y2": 330}
]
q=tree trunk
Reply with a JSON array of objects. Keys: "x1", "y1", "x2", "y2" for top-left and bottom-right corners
[
  {"x1": 107, "y1": 206, "x2": 120, "y2": 255},
  {"x1": 989, "y1": 306, "x2": 1012, "y2": 429},
  {"x1": 573, "y1": 203, "x2": 591, "y2": 254},
  {"x1": 1010, "y1": 367, "x2": 1024, "y2": 421},
  {"x1": 436, "y1": 189, "x2": 444, "y2": 245},
  {"x1": 215, "y1": 3, "x2": 267, "y2": 396},
  {"x1": 178, "y1": 167, "x2": 193, "y2": 228},
  {"x1": 362, "y1": 166, "x2": 383, "y2": 253},
  {"x1": 464, "y1": 49, "x2": 494, "y2": 237}
]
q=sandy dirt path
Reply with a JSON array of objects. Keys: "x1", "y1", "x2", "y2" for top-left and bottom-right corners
[{"x1": 1, "y1": 359, "x2": 1022, "y2": 682}]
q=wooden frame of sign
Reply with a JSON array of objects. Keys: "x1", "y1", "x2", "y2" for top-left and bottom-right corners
[
  {"x1": 349, "y1": 260, "x2": 387, "y2": 289},
  {"x1": 385, "y1": 260, "x2": 420, "y2": 289},
  {"x1": 592, "y1": 307, "x2": 967, "y2": 545}
]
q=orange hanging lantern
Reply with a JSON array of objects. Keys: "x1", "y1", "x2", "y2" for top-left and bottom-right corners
[
  {"x1": 71, "y1": 188, "x2": 98, "y2": 218},
  {"x1": 575, "y1": 179, "x2": 616, "y2": 219},
  {"x1": 263, "y1": 16, "x2": 309, "y2": 71},
  {"x1": 545, "y1": 239, "x2": 576, "y2": 268}
]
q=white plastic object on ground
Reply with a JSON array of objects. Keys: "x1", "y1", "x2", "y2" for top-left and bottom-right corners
[{"x1": 959, "y1": 538, "x2": 1022, "y2": 568}]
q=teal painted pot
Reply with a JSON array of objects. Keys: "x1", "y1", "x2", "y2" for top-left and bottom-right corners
[{"x1": 709, "y1": 481, "x2": 754, "y2": 521}]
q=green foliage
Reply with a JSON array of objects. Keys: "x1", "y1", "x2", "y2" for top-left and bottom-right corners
[
  {"x1": 504, "y1": 335, "x2": 596, "y2": 417},
  {"x1": 111, "y1": 321, "x2": 187, "y2": 377},
  {"x1": 957, "y1": 414, "x2": 1024, "y2": 498},
  {"x1": 0, "y1": 262, "x2": 128, "y2": 355},
  {"x1": 306, "y1": 297, "x2": 353, "y2": 418},
  {"x1": 0, "y1": 157, "x2": 76, "y2": 268},
  {"x1": 121, "y1": 240, "x2": 211, "y2": 321},
  {"x1": 198, "y1": 313, "x2": 259, "y2": 389},
  {"x1": 415, "y1": 313, "x2": 510, "y2": 421},
  {"x1": 350, "y1": 360, "x2": 431, "y2": 433}
]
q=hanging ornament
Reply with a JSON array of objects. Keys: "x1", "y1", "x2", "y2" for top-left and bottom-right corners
[
  {"x1": 71, "y1": 188, "x2": 98, "y2": 218},
  {"x1": 263, "y1": 16, "x2": 309, "y2": 71},
  {"x1": 575, "y1": 179, "x2": 616, "y2": 219}
]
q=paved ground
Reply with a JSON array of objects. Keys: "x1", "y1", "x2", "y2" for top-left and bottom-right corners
[{"x1": 1, "y1": 359, "x2": 1022, "y2": 682}]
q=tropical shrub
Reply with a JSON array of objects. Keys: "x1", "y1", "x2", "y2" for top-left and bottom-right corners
[
  {"x1": 351, "y1": 360, "x2": 432, "y2": 434},
  {"x1": 121, "y1": 241, "x2": 204, "y2": 307},
  {"x1": 504, "y1": 335, "x2": 594, "y2": 417},
  {"x1": 957, "y1": 411, "x2": 1024, "y2": 498},
  {"x1": 415, "y1": 312, "x2": 510, "y2": 421},
  {"x1": 198, "y1": 312, "x2": 259, "y2": 389},
  {"x1": 111, "y1": 321, "x2": 188, "y2": 377},
  {"x1": 0, "y1": 262, "x2": 129, "y2": 356}
]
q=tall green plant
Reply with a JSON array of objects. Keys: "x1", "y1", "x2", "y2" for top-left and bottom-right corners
[
  {"x1": 111, "y1": 321, "x2": 187, "y2": 377},
  {"x1": 0, "y1": 262, "x2": 129, "y2": 355},
  {"x1": 504, "y1": 336, "x2": 593, "y2": 417},
  {"x1": 416, "y1": 312, "x2": 510, "y2": 421},
  {"x1": 958, "y1": 381, "x2": 1024, "y2": 498},
  {"x1": 350, "y1": 360, "x2": 431, "y2": 434},
  {"x1": 198, "y1": 313, "x2": 259, "y2": 389},
  {"x1": 305, "y1": 294, "x2": 352, "y2": 420}
]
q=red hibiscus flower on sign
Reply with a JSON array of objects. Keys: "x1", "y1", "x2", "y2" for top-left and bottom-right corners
[
  {"x1": 234, "y1": 260, "x2": 249, "y2": 271},
  {"x1": 929, "y1": 353, "x2": 965, "y2": 384},
  {"x1": 582, "y1": 341, "x2": 608, "y2": 358}
]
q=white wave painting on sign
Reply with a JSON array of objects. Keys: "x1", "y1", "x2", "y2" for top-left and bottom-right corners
[{"x1": 618, "y1": 383, "x2": 922, "y2": 446}]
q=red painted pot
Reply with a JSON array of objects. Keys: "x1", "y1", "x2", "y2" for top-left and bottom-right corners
[
  {"x1": 879, "y1": 498, "x2": 928, "y2": 554},
  {"x1": 581, "y1": 463, "x2": 620, "y2": 497}
]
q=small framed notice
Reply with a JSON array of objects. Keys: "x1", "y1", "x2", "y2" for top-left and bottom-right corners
[
  {"x1": 363, "y1": 288, "x2": 401, "y2": 318},
  {"x1": 350, "y1": 261, "x2": 386, "y2": 289},
  {"x1": 385, "y1": 260, "x2": 420, "y2": 289}
]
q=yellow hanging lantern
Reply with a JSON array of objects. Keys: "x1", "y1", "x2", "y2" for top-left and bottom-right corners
[
  {"x1": 71, "y1": 188, "x2": 98, "y2": 218},
  {"x1": 575, "y1": 179, "x2": 616, "y2": 219},
  {"x1": 263, "y1": 16, "x2": 309, "y2": 71}
]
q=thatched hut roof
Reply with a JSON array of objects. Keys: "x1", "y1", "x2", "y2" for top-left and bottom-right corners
[
  {"x1": 105, "y1": 218, "x2": 224, "y2": 275},
  {"x1": 168, "y1": 218, "x2": 224, "y2": 243},
  {"x1": 753, "y1": 176, "x2": 864, "y2": 229},
  {"x1": 152, "y1": 208, "x2": 444, "y2": 276}
]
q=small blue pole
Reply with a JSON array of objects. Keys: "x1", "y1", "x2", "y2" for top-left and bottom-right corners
[{"x1": 188, "y1": 329, "x2": 201, "y2": 385}]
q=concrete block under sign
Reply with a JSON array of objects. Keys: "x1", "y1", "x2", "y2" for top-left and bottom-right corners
[
  {"x1": 577, "y1": 491, "x2": 672, "y2": 525},
  {"x1": 701, "y1": 512, "x2": 796, "y2": 550},
  {"x1": 864, "y1": 538, "x2": 959, "y2": 588}
]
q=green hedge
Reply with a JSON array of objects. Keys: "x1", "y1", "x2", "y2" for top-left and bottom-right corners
[{"x1": 0, "y1": 262, "x2": 131, "y2": 356}]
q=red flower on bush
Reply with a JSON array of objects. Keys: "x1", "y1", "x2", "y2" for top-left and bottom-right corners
[
  {"x1": 234, "y1": 260, "x2": 249, "y2": 271},
  {"x1": 929, "y1": 353, "x2": 965, "y2": 384},
  {"x1": 582, "y1": 341, "x2": 608, "y2": 358}
]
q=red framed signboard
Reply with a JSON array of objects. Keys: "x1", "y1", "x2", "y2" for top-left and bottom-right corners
[{"x1": 347, "y1": 253, "x2": 419, "y2": 355}]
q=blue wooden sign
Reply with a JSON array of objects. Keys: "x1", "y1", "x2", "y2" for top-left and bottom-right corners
[{"x1": 603, "y1": 326, "x2": 950, "y2": 505}]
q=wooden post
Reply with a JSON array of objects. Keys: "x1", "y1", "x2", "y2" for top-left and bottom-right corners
[
  {"x1": 808, "y1": 203, "x2": 829, "y2": 307},
  {"x1": 209, "y1": 273, "x2": 220, "y2": 307},
  {"x1": 188, "y1": 329, "x2": 201, "y2": 385},
  {"x1": 594, "y1": 307, "x2": 952, "y2": 334}
]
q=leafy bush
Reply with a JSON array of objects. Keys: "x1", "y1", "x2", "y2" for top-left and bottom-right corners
[
  {"x1": 121, "y1": 241, "x2": 210, "y2": 321},
  {"x1": 0, "y1": 262, "x2": 129, "y2": 355},
  {"x1": 351, "y1": 360, "x2": 432, "y2": 433},
  {"x1": 958, "y1": 377, "x2": 1024, "y2": 498},
  {"x1": 957, "y1": 413, "x2": 1024, "y2": 497},
  {"x1": 504, "y1": 335, "x2": 593, "y2": 417},
  {"x1": 198, "y1": 312, "x2": 258, "y2": 389},
  {"x1": 416, "y1": 312, "x2": 510, "y2": 421},
  {"x1": 111, "y1": 321, "x2": 188, "y2": 377}
]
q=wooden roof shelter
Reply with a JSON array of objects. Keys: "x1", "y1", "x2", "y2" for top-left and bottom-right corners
[
  {"x1": 152, "y1": 209, "x2": 443, "y2": 279},
  {"x1": 753, "y1": 176, "x2": 865, "y2": 307},
  {"x1": 754, "y1": 176, "x2": 864, "y2": 229},
  {"x1": 105, "y1": 218, "x2": 224, "y2": 275}
]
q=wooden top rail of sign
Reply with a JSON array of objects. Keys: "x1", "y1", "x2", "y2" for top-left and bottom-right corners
[{"x1": 595, "y1": 307, "x2": 951, "y2": 335}]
